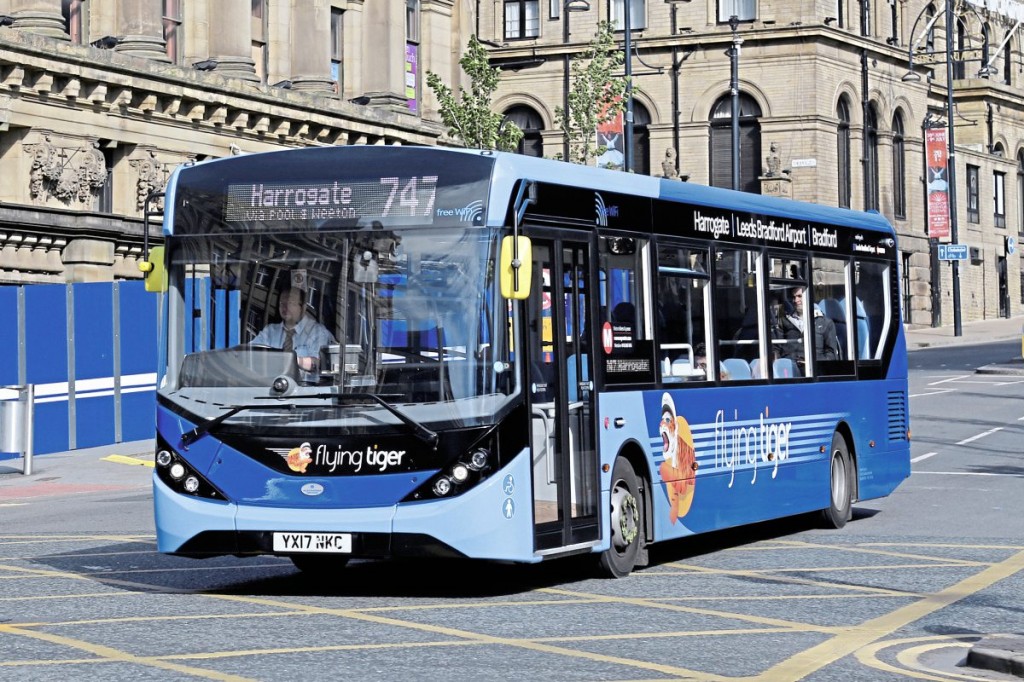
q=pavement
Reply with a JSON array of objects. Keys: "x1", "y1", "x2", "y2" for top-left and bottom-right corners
[{"x1": 1, "y1": 315, "x2": 1023, "y2": 677}]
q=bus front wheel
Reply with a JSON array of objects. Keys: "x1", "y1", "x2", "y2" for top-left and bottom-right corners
[
  {"x1": 598, "y1": 457, "x2": 643, "y2": 578},
  {"x1": 820, "y1": 432, "x2": 852, "y2": 529}
]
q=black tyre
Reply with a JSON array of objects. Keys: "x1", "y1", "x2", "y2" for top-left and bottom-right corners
[
  {"x1": 289, "y1": 554, "x2": 350, "y2": 575},
  {"x1": 820, "y1": 432, "x2": 852, "y2": 529},
  {"x1": 598, "y1": 457, "x2": 643, "y2": 578}
]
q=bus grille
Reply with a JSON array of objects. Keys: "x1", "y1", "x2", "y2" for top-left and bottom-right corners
[{"x1": 887, "y1": 391, "x2": 908, "y2": 442}]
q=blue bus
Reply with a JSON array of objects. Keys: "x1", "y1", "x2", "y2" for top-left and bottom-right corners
[{"x1": 148, "y1": 146, "x2": 910, "y2": 577}]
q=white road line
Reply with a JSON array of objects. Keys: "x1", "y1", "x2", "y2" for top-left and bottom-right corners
[
  {"x1": 911, "y1": 452, "x2": 938, "y2": 463},
  {"x1": 909, "y1": 389, "x2": 956, "y2": 398},
  {"x1": 956, "y1": 427, "x2": 1004, "y2": 445},
  {"x1": 912, "y1": 471, "x2": 1023, "y2": 478},
  {"x1": 926, "y1": 375, "x2": 972, "y2": 386}
]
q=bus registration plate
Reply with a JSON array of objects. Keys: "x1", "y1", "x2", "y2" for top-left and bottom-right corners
[{"x1": 273, "y1": 532, "x2": 352, "y2": 553}]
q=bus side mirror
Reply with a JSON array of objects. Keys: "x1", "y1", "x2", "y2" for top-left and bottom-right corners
[
  {"x1": 140, "y1": 245, "x2": 167, "y2": 293},
  {"x1": 499, "y1": 236, "x2": 532, "y2": 300}
]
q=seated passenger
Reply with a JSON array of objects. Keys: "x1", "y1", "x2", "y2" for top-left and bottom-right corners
[
  {"x1": 781, "y1": 286, "x2": 840, "y2": 365},
  {"x1": 251, "y1": 286, "x2": 336, "y2": 381}
]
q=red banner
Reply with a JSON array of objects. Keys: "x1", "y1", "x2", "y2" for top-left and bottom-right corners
[{"x1": 925, "y1": 128, "x2": 950, "y2": 239}]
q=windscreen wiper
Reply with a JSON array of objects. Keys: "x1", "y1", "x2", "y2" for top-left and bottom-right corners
[
  {"x1": 180, "y1": 403, "x2": 295, "y2": 446},
  {"x1": 317, "y1": 392, "x2": 439, "y2": 449}
]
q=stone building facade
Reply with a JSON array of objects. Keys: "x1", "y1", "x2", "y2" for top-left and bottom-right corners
[
  {"x1": 0, "y1": 0, "x2": 473, "y2": 284},
  {"x1": 481, "y1": 0, "x2": 1024, "y2": 326}
]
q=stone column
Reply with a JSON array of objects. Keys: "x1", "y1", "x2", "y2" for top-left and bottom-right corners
[
  {"x1": 289, "y1": 0, "x2": 334, "y2": 93},
  {"x1": 115, "y1": 0, "x2": 169, "y2": 62},
  {"x1": 356, "y1": 1, "x2": 407, "y2": 109},
  {"x1": 63, "y1": 239, "x2": 115, "y2": 283},
  {"x1": 206, "y1": 0, "x2": 257, "y2": 81},
  {"x1": 8, "y1": 0, "x2": 68, "y2": 40}
]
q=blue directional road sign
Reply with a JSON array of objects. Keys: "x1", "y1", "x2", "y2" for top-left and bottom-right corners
[{"x1": 938, "y1": 243, "x2": 969, "y2": 261}]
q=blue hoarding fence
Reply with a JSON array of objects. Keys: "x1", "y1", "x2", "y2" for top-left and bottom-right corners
[{"x1": 0, "y1": 281, "x2": 157, "y2": 460}]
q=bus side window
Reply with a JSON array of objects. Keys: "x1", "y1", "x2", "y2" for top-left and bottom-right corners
[
  {"x1": 854, "y1": 260, "x2": 890, "y2": 360},
  {"x1": 655, "y1": 242, "x2": 710, "y2": 382},
  {"x1": 713, "y1": 247, "x2": 762, "y2": 378}
]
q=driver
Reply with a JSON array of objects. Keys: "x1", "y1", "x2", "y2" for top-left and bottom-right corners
[{"x1": 251, "y1": 286, "x2": 336, "y2": 381}]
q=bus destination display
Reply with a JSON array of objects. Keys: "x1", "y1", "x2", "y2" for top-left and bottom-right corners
[{"x1": 225, "y1": 176, "x2": 440, "y2": 223}]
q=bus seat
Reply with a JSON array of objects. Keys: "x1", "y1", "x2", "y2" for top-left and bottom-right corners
[
  {"x1": 773, "y1": 357, "x2": 797, "y2": 378},
  {"x1": 818, "y1": 299, "x2": 848, "y2": 357},
  {"x1": 721, "y1": 358, "x2": 751, "y2": 380}
]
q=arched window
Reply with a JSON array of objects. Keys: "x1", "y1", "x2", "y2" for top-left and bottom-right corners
[
  {"x1": 892, "y1": 111, "x2": 906, "y2": 218},
  {"x1": 865, "y1": 104, "x2": 880, "y2": 211},
  {"x1": 504, "y1": 105, "x2": 544, "y2": 157},
  {"x1": 709, "y1": 93, "x2": 762, "y2": 193},
  {"x1": 837, "y1": 97, "x2": 852, "y2": 208},
  {"x1": 630, "y1": 102, "x2": 651, "y2": 176}
]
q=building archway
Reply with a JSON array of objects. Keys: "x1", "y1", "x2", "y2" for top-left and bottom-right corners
[{"x1": 504, "y1": 105, "x2": 544, "y2": 157}]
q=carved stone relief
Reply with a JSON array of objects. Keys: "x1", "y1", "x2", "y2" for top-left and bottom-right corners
[
  {"x1": 129, "y1": 148, "x2": 168, "y2": 210},
  {"x1": 23, "y1": 134, "x2": 108, "y2": 204}
]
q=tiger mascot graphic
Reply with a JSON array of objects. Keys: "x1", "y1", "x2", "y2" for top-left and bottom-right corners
[{"x1": 658, "y1": 393, "x2": 697, "y2": 524}]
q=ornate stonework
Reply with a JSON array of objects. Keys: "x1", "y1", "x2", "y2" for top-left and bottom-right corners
[
  {"x1": 129, "y1": 148, "x2": 167, "y2": 210},
  {"x1": 24, "y1": 135, "x2": 107, "y2": 204}
]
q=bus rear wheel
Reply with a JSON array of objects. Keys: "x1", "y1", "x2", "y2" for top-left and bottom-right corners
[
  {"x1": 289, "y1": 554, "x2": 350, "y2": 575},
  {"x1": 820, "y1": 432, "x2": 852, "y2": 529},
  {"x1": 598, "y1": 457, "x2": 643, "y2": 578}
]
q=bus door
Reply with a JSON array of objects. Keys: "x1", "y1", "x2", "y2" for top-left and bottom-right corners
[{"x1": 525, "y1": 235, "x2": 600, "y2": 552}]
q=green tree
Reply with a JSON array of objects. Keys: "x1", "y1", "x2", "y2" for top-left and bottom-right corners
[
  {"x1": 555, "y1": 21, "x2": 630, "y2": 166},
  {"x1": 426, "y1": 35, "x2": 523, "y2": 151}
]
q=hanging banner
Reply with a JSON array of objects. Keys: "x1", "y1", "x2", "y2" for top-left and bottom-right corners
[
  {"x1": 925, "y1": 128, "x2": 950, "y2": 240},
  {"x1": 596, "y1": 103, "x2": 624, "y2": 170}
]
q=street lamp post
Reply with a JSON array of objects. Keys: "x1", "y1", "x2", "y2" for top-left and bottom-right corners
[
  {"x1": 728, "y1": 15, "x2": 742, "y2": 191},
  {"x1": 564, "y1": 1, "x2": 590, "y2": 163},
  {"x1": 942, "y1": 0, "x2": 963, "y2": 337},
  {"x1": 903, "y1": 0, "x2": 962, "y2": 336},
  {"x1": 623, "y1": 0, "x2": 634, "y2": 173}
]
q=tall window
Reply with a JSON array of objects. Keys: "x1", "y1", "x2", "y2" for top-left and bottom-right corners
[
  {"x1": 719, "y1": 0, "x2": 755, "y2": 22},
  {"x1": 837, "y1": 98, "x2": 852, "y2": 208},
  {"x1": 631, "y1": 101, "x2": 651, "y2": 176},
  {"x1": 1018, "y1": 151, "x2": 1024, "y2": 235},
  {"x1": 163, "y1": 0, "x2": 182, "y2": 64},
  {"x1": 865, "y1": 105, "x2": 879, "y2": 211},
  {"x1": 888, "y1": 0, "x2": 899, "y2": 45},
  {"x1": 504, "y1": 105, "x2": 544, "y2": 157},
  {"x1": 892, "y1": 111, "x2": 906, "y2": 218},
  {"x1": 251, "y1": 0, "x2": 268, "y2": 84},
  {"x1": 62, "y1": 0, "x2": 86, "y2": 45},
  {"x1": 331, "y1": 9, "x2": 344, "y2": 94},
  {"x1": 994, "y1": 171, "x2": 1006, "y2": 228},
  {"x1": 967, "y1": 164, "x2": 980, "y2": 223},
  {"x1": 406, "y1": 0, "x2": 419, "y2": 43},
  {"x1": 612, "y1": 0, "x2": 647, "y2": 30},
  {"x1": 710, "y1": 93, "x2": 762, "y2": 193},
  {"x1": 981, "y1": 24, "x2": 991, "y2": 77},
  {"x1": 1004, "y1": 39, "x2": 1013, "y2": 86},
  {"x1": 505, "y1": 0, "x2": 540, "y2": 39},
  {"x1": 954, "y1": 22, "x2": 966, "y2": 79},
  {"x1": 925, "y1": 4, "x2": 936, "y2": 52}
]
